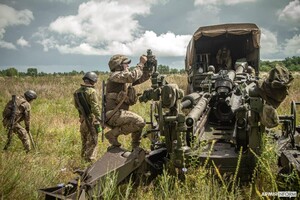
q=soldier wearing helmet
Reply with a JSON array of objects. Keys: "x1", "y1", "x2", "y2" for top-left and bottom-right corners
[
  {"x1": 2, "y1": 90, "x2": 37, "y2": 152},
  {"x1": 216, "y1": 46, "x2": 232, "y2": 71},
  {"x1": 105, "y1": 54, "x2": 152, "y2": 151},
  {"x1": 74, "y1": 71, "x2": 101, "y2": 162}
]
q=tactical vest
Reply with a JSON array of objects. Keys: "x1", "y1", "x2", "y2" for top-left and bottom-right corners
[
  {"x1": 106, "y1": 80, "x2": 137, "y2": 112},
  {"x1": 2, "y1": 96, "x2": 28, "y2": 123}
]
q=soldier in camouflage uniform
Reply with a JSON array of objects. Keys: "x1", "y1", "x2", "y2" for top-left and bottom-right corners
[
  {"x1": 216, "y1": 46, "x2": 232, "y2": 70},
  {"x1": 74, "y1": 72, "x2": 101, "y2": 162},
  {"x1": 105, "y1": 54, "x2": 151, "y2": 150},
  {"x1": 2, "y1": 90, "x2": 37, "y2": 152}
]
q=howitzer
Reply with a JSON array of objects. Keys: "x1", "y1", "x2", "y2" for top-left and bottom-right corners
[
  {"x1": 140, "y1": 68, "x2": 264, "y2": 177},
  {"x1": 39, "y1": 52, "x2": 263, "y2": 199},
  {"x1": 39, "y1": 24, "x2": 297, "y2": 198},
  {"x1": 3, "y1": 95, "x2": 17, "y2": 150}
]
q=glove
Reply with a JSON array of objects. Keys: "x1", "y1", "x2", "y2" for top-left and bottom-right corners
[
  {"x1": 94, "y1": 123, "x2": 102, "y2": 133},
  {"x1": 139, "y1": 55, "x2": 147, "y2": 65},
  {"x1": 26, "y1": 127, "x2": 30, "y2": 133}
]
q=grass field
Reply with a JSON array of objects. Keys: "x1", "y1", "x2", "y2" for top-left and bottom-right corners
[{"x1": 0, "y1": 73, "x2": 299, "y2": 199}]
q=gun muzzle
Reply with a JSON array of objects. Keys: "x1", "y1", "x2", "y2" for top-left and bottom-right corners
[{"x1": 186, "y1": 94, "x2": 210, "y2": 128}]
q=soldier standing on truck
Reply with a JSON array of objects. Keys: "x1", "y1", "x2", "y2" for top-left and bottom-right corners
[
  {"x1": 105, "y1": 54, "x2": 152, "y2": 151},
  {"x1": 216, "y1": 46, "x2": 232, "y2": 70},
  {"x1": 74, "y1": 72, "x2": 102, "y2": 162},
  {"x1": 2, "y1": 90, "x2": 37, "y2": 153}
]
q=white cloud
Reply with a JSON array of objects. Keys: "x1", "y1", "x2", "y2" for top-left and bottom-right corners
[
  {"x1": 16, "y1": 36, "x2": 30, "y2": 47},
  {"x1": 194, "y1": 0, "x2": 256, "y2": 6},
  {"x1": 278, "y1": 0, "x2": 300, "y2": 24},
  {"x1": 0, "y1": 4, "x2": 33, "y2": 28},
  {"x1": 0, "y1": 3, "x2": 34, "y2": 49},
  {"x1": 37, "y1": 0, "x2": 191, "y2": 57},
  {"x1": 260, "y1": 28, "x2": 281, "y2": 55},
  {"x1": 38, "y1": 37, "x2": 57, "y2": 52},
  {"x1": 57, "y1": 43, "x2": 104, "y2": 55},
  {"x1": 0, "y1": 40, "x2": 16, "y2": 49},
  {"x1": 49, "y1": 0, "x2": 153, "y2": 43},
  {"x1": 125, "y1": 31, "x2": 191, "y2": 56},
  {"x1": 54, "y1": 31, "x2": 191, "y2": 56},
  {"x1": 35, "y1": 27, "x2": 58, "y2": 52},
  {"x1": 283, "y1": 34, "x2": 300, "y2": 56}
]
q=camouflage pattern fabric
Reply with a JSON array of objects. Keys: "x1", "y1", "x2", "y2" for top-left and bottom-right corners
[
  {"x1": 259, "y1": 104, "x2": 279, "y2": 128},
  {"x1": 74, "y1": 83, "x2": 101, "y2": 162},
  {"x1": 216, "y1": 47, "x2": 232, "y2": 70},
  {"x1": 105, "y1": 63, "x2": 150, "y2": 148},
  {"x1": 258, "y1": 64, "x2": 294, "y2": 108},
  {"x1": 74, "y1": 84, "x2": 101, "y2": 119},
  {"x1": 79, "y1": 117, "x2": 98, "y2": 161},
  {"x1": 2, "y1": 96, "x2": 31, "y2": 151},
  {"x1": 106, "y1": 109, "x2": 145, "y2": 147},
  {"x1": 106, "y1": 64, "x2": 150, "y2": 112},
  {"x1": 108, "y1": 54, "x2": 131, "y2": 71}
]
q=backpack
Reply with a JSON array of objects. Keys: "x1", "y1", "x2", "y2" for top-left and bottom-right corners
[{"x1": 258, "y1": 64, "x2": 294, "y2": 108}]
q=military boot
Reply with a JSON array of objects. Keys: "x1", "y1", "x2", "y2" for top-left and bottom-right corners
[
  {"x1": 105, "y1": 128, "x2": 121, "y2": 147},
  {"x1": 131, "y1": 131, "x2": 142, "y2": 151},
  {"x1": 131, "y1": 141, "x2": 140, "y2": 149}
]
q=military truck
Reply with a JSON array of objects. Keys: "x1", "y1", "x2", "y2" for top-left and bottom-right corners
[
  {"x1": 40, "y1": 23, "x2": 297, "y2": 199},
  {"x1": 185, "y1": 23, "x2": 260, "y2": 92},
  {"x1": 179, "y1": 23, "x2": 263, "y2": 177}
]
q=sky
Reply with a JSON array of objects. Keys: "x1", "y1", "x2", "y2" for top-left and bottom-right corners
[{"x1": 0, "y1": 0, "x2": 299, "y2": 73}]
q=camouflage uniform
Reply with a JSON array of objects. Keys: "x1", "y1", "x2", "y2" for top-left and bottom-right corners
[
  {"x1": 74, "y1": 83, "x2": 101, "y2": 162},
  {"x1": 2, "y1": 96, "x2": 32, "y2": 152},
  {"x1": 216, "y1": 47, "x2": 232, "y2": 70},
  {"x1": 105, "y1": 55, "x2": 150, "y2": 149}
]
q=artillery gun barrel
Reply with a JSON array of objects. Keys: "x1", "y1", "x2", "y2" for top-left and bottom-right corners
[
  {"x1": 227, "y1": 70, "x2": 236, "y2": 82},
  {"x1": 185, "y1": 94, "x2": 210, "y2": 128},
  {"x1": 215, "y1": 70, "x2": 236, "y2": 96},
  {"x1": 181, "y1": 99, "x2": 192, "y2": 108},
  {"x1": 181, "y1": 92, "x2": 202, "y2": 108},
  {"x1": 194, "y1": 107, "x2": 211, "y2": 137},
  {"x1": 235, "y1": 64, "x2": 245, "y2": 74}
]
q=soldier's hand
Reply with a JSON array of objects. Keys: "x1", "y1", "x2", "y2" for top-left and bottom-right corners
[
  {"x1": 26, "y1": 127, "x2": 30, "y2": 133},
  {"x1": 96, "y1": 116, "x2": 102, "y2": 124},
  {"x1": 140, "y1": 55, "x2": 147, "y2": 65},
  {"x1": 79, "y1": 118, "x2": 84, "y2": 123}
]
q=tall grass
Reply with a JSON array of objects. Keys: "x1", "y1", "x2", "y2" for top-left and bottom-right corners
[{"x1": 0, "y1": 74, "x2": 299, "y2": 199}]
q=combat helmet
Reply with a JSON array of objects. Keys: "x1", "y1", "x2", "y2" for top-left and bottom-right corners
[
  {"x1": 108, "y1": 54, "x2": 131, "y2": 72},
  {"x1": 208, "y1": 65, "x2": 215, "y2": 73},
  {"x1": 83, "y1": 71, "x2": 98, "y2": 83},
  {"x1": 24, "y1": 90, "x2": 37, "y2": 101}
]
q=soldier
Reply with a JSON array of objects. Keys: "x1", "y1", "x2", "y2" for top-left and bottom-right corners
[
  {"x1": 2, "y1": 90, "x2": 37, "y2": 152},
  {"x1": 105, "y1": 54, "x2": 151, "y2": 151},
  {"x1": 216, "y1": 46, "x2": 232, "y2": 70},
  {"x1": 74, "y1": 72, "x2": 101, "y2": 162}
]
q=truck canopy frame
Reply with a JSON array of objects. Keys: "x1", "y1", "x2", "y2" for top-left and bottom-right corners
[{"x1": 185, "y1": 23, "x2": 261, "y2": 73}]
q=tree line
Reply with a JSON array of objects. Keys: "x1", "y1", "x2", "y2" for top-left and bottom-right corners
[
  {"x1": 260, "y1": 56, "x2": 300, "y2": 71},
  {"x1": 1, "y1": 56, "x2": 299, "y2": 77},
  {"x1": 0, "y1": 65, "x2": 186, "y2": 77}
]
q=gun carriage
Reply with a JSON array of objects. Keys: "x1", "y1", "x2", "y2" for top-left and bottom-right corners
[{"x1": 40, "y1": 23, "x2": 299, "y2": 199}]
